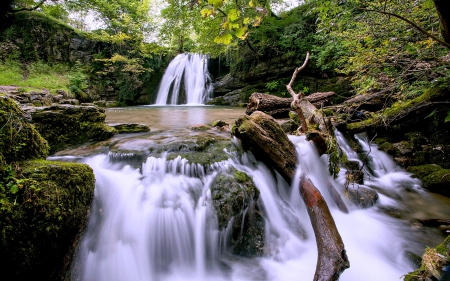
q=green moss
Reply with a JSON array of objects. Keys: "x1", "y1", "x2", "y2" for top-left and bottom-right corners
[
  {"x1": 407, "y1": 164, "x2": 450, "y2": 195},
  {"x1": 0, "y1": 160, "x2": 95, "y2": 280},
  {"x1": 210, "y1": 166, "x2": 264, "y2": 256},
  {"x1": 0, "y1": 96, "x2": 49, "y2": 162},
  {"x1": 30, "y1": 105, "x2": 117, "y2": 154},
  {"x1": 404, "y1": 235, "x2": 450, "y2": 281}
]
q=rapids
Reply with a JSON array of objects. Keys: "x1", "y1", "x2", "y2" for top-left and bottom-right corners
[{"x1": 58, "y1": 107, "x2": 450, "y2": 281}]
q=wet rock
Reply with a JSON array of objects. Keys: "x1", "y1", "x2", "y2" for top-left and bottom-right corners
[
  {"x1": 212, "y1": 74, "x2": 246, "y2": 96},
  {"x1": 164, "y1": 135, "x2": 236, "y2": 165},
  {"x1": 280, "y1": 119, "x2": 298, "y2": 133},
  {"x1": 210, "y1": 167, "x2": 264, "y2": 256},
  {"x1": 190, "y1": 124, "x2": 211, "y2": 131},
  {"x1": 25, "y1": 104, "x2": 117, "y2": 154},
  {"x1": 407, "y1": 164, "x2": 450, "y2": 196},
  {"x1": 212, "y1": 120, "x2": 230, "y2": 132},
  {"x1": 109, "y1": 123, "x2": 150, "y2": 134},
  {"x1": 345, "y1": 185, "x2": 379, "y2": 208}
]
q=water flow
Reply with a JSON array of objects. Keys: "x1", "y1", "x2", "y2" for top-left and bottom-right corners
[
  {"x1": 71, "y1": 133, "x2": 430, "y2": 281},
  {"x1": 154, "y1": 53, "x2": 213, "y2": 105}
]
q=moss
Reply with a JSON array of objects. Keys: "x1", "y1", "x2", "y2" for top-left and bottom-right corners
[
  {"x1": 0, "y1": 160, "x2": 95, "y2": 280},
  {"x1": 407, "y1": 164, "x2": 450, "y2": 195},
  {"x1": 210, "y1": 166, "x2": 264, "y2": 256},
  {"x1": 30, "y1": 105, "x2": 117, "y2": 154},
  {"x1": 404, "y1": 235, "x2": 450, "y2": 281},
  {"x1": 0, "y1": 96, "x2": 49, "y2": 162}
]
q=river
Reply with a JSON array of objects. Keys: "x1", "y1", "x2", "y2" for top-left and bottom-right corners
[{"x1": 52, "y1": 105, "x2": 450, "y2": 281}]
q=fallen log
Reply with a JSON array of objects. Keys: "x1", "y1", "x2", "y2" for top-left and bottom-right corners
[
  {"x1": 233, "y1": 111, "x2": 349, "y2": 280},
  {"x1": 245, "y1": 92, "x2": 335, "y2": 117},
  {"x1": 301, "y1": 178, "x2": 350, "y2": 281}
]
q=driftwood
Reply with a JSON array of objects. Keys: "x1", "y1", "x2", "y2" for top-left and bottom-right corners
[
  {"x1": 233, "y1": 111, "x2": 349, "y2": 280},
  {"x1": 301, "y1": 178, "x2": 350, "y2": 281},
  {"x1": 246, "y1": 92, "x2": 335, "y2": 117}
]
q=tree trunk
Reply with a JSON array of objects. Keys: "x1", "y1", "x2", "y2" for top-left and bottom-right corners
[
  {"x1": 300, "y1": 178, "x2": 350, "y2": 281},
  {"x1": 233, "y1": 111, "x2": 349, "y2": 280},
  {"x1": 434, "y1": 0, "x2": 450, "y2": 43},
  {"x1": 246, "y1": 92, "x2": 335, "y2": 117}
]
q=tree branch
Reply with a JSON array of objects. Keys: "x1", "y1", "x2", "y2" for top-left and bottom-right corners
[
  {"x1": 360, "y1": 8, "x2": 450, "y2": 49},
  {"x1": 286, "y1": 51, "x2": 310, "y2": 132},
  {"x1": 11, "y1": 0, "x2": 48, "y2": 13}
]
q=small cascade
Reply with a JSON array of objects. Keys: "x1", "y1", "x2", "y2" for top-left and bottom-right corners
[
  {"x1": 70, "y1": 132, "x2": 442, "y2": 281},
  {"x1": 154, "y1": 53, "x2": 213, "y2": 105}
]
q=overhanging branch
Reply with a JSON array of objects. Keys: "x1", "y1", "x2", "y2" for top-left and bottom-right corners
[{"x1": 360, "y1": 8, "x2": 450, "y2": 49}]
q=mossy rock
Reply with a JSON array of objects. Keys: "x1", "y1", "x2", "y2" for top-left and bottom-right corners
[
  {"x1": 0, "y1": 160, "x2": 95, "y2": 281},
  {"x1": 109, "y1": 123, "x2": 150, "y2": 134},
  {"x1": 165, "y1": 136, "x2": 237, "y2": 165},
  {"x1": 210, "y1": 166, "x2": 264, "y2": 256},
  {"x1": 404, "y1": 235, "x2": 450, "y2": 281},
  {"x1": 28, "y1": 104, "x2": 117, "y2": 154},
  {"x1": 407, "y1": 164, "x2": 450, "y2": 196},
  {"x1": 0, "y1": 96, "x2": 49, "y2": 162}
]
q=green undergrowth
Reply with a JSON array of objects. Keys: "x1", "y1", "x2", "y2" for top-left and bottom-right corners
[{"x1": 0, "y1": 60, "x2": 71, "y2": 93}]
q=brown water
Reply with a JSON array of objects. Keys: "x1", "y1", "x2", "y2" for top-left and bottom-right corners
[{"x1": 105, "y1": 105, "x2": 246, "y2": 131}]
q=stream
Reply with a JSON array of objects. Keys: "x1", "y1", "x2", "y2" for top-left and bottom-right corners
[{"x1": 50, "y1": 106, "x2": 450, "y2": 281}]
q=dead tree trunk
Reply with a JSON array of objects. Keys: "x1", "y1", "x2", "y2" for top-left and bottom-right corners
[
  {"x1": 286, "y1": 52, "x2": 311, "y2": 133},
  {"x1": 434, "y1": 0, "x2": 450, "y2": 44},
  {"x1": 301, "y1": 178, "x2": 350, "y2": 281},
  {"x1": 246, "y1": 92, "x2": 335, "y2": 117},
  {"x1": 233, "y1": 111, "x2": 349, "y2": 280}
]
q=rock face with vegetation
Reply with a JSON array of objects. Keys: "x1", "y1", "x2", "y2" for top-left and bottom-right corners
[
  {"x1": 210, "y1": 166, "x2": 264, "y2": 256},
  {"x1": 0, "y1": 95, "x2": 96, "y2": 280},
  {"x1": 26, "y1": 104, "x2": 117, "y2": 154}
]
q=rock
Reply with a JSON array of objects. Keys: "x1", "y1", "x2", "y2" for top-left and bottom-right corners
[
  {"x1": 59, "y1": 99, "x2": 80, "y2": 105},
  {"x1": 393, "y1": 141, "x2": 413, "y2": 155},
  {"x1": 407, "y1": 164, "x2": 450, "y2": 196},
  {"x1": 0, "y1": 160, "x2": 95, "y2": 280},
  {"x1": 280, "y1": 119, "x2": 298, "y2": 133},
  {"x1": 210, "y1": 167, "x2": 264, "y2": 256},
  {"x1": 108, "y1": 123, "x2": 150, "y2": 134},
  {"x1": 345, "y1": 185, "x2": 379, "y2": 208},
  {"x1": 26, "y1": 104, "x2": 117, "y2": 154},
  {"x1": 0, "y1": 96, "x2": 49, "y2": 162},
  {"x1": 212, "y1": 74, "x2": 246, "y2": 96},
  {"x1": 190, "y1": 124, "x2": 211, "y2": 131}
]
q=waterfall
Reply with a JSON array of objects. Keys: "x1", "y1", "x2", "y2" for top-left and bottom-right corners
[
  {"x1": 154, "y1": 53, "x2": 213, "y2": 105},
  {"x1": 69, "y1": 132, "x2": 438, "y2": 281}
]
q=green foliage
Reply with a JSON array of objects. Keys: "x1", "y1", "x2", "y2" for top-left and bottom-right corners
[
  {"x1": 93, "y1": 53, "x2": 151, "y2": 104},
  {"x1": 68, "y1": 62, "x2": 89, "y2": 100}
]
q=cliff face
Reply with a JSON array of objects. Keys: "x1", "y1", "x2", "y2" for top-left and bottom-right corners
[{"x1": 0, "y1": 12, "x2": 109, "y2": 63}]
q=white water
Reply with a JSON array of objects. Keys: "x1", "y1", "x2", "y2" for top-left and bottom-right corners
[
  {"x1": 154, "y1": 53, "x2": 213, "y2": 105},
  {"x1": 70, "y1": 133, "x2": 435, "y2": 281}
]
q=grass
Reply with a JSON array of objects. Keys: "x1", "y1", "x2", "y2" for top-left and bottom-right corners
[{"x1": 0, "y1": 60, "x2": 70, "y2": 93}]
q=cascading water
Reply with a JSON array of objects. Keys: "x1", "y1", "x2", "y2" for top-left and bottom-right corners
[
  {"x1": 154, "y1": 53, "x2": 213, "y2": 105},
  {"x1": 69, "y1": 131, "x2": 444, "y2": 281}
]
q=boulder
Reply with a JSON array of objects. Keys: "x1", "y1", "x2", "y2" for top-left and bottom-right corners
[
  {"x1": 0, "y1": 160, "x2": 95, "y2": 280},
  {"x1": 210, "y1": 167, "x2": 264, "y2": 256},
  {"x1": 25, "y1": 104, "x2": 117, "y2": 154},
  {"x1": 108, "y1": 123, "x2": 150, "y2": 134},
  {"x1": 345, "y1": 185, "x2": 379, "y2": 208}
]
